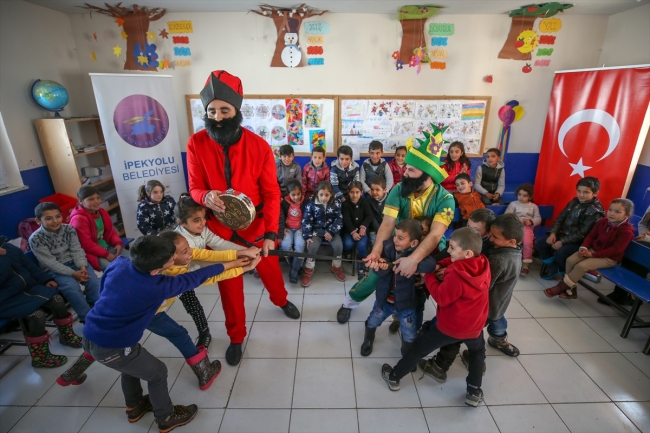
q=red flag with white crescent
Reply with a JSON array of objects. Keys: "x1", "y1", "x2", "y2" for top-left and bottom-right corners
[{"x1": 535, "y1": 67, "x2": 650, "y2": 220}]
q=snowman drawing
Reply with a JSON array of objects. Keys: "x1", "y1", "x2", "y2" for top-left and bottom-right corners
[{"x1": 281, "y1": 18, "x2": 302, "y2": 67}]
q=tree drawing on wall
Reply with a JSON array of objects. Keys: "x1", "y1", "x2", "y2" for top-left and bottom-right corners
[
  {"x1": 250, "y1": 3, "x2": 327, "y2": 68},
  {"x1": 498, "y1": 2, "x2": 572, "y2": 60},
  {"x1": 83, "y1": 2, "x2": 166, "y2": 71},
  {"x1": 397, "y1": 5, "x2": 441, "y2": 64}
]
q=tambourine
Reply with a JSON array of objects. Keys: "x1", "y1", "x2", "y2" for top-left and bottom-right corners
[{"x1": 212, "y1": 189, "x2": 256, "y2": 230}]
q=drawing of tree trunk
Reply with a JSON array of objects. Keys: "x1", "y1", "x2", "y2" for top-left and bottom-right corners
[
  {"x1": 397, "y1": 5, "x2": 441, "y2": 64},
  {"x1": 84, "y1": 3, "x2": 166, "y2": 71},
  {"x1": 251, "y1": 3, "x2": 327, "y2": 67}
]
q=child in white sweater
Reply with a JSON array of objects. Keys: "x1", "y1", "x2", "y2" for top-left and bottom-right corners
[{"x1": 505, "y1": 184, "x2": 540, "y2": 275}]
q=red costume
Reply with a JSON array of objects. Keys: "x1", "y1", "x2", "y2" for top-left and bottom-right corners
[{"x1": 187, "y1": 71, "x2": 291, "y2": 346}]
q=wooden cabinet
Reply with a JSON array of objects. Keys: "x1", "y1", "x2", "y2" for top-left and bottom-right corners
[{"x1": 34, "y1": 117, "x2": 125, "y2": 235}]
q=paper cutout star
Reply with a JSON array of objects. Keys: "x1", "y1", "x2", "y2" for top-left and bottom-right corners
[
  {"x1": 93, "y1": 32, "x2": 97, "y2": 41},
  {"x1": 116, "y1": 17, "x2": 125, "y2": 27},
  {"x1": 146, "y1": 31, "x2": 155, "y2": 41},
  {"x1": 159, "y1": 29, "x2": 169, "y2": 39},
  {"x1": 162, "y1": 59, "x2": 170, "y2": 69},
  {"x1": 121, "y1": 30, "x2": 127, "y2": 40},
  {"x1": 168, "y1": 60, "x2": 175, "y2": 70},
  {"x1": 137, "y1": 55, "x2": 149, "y2": 65},
  {"x1": 569, "y1": 158, "x2": 592, "y2": 178},
  {"x1": 113, "y1": 46, "x2": 122, "y2": 56},
  {"x1": 90, "y1": 51, "x2": 97, "y2": 61}
]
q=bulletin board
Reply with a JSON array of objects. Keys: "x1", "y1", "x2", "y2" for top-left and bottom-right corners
[
  {"x1": 339, "y1": 96, "x2": 491, "y2": 157},
  {"x1": 185, "y1": 94, "x2": 338, "y2": 156}
]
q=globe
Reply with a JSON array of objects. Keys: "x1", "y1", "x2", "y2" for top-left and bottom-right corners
[{"x1": 31, "y1": 79, "x2": 69, "y2": 116}]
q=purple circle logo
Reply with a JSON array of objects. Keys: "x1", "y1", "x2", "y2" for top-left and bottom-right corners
[{"x1": 113, "y1": 95, "x2": 169, "y2": 148}]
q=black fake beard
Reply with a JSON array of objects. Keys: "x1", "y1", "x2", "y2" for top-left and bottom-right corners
[
  {"x1": 204, "y1": 111, "x2": 243, "y2": 146},
  {"x1": 400, "y1": 173, "x2": 430, "y2": 197}
]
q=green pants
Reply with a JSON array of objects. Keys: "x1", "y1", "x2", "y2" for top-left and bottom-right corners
[{"x1": 348, "y1": 271, "x2": 379, "y2": 303}]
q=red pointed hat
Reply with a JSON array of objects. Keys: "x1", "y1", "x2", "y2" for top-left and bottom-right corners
[{"x1": 200, "y1": 70, "x2": 243, "y2": 111}]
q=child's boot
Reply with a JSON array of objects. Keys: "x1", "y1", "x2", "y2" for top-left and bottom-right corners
[
  {"x1": 487, "y1": 333, "x2": 520, "y2": 357},
  {"x1": 360, "y1": 321, "x2": 376, "y2": 356},
  {"x1": 544, "y1": 280, "x2": 570, "y2": 298},
  {"x1": 53, "y1": 313, "x2": 82, "y2": 348},
  {"x1": 186, "y1": 346, "x2": 221, "y2": 390},
  {"x1": 558, "y1": 276, "x2": 578, "y2": 299},
  {"x1": 126, "y1": 394, "x2": 153, "y2": 423},
  {"x1": 465, "y1": 385, "x2": 484, "y2": 407},
  {"x1": 26, "y1": 332, "x2": 67, "y2": 368},
  {"x1": 289, "y1": 258, "x2": 303, "y2": 284},
  {"x1": 388, "y1": 315, "x2": 400, "y2": 334},
  {"x1": 521, "y1": 261, "x2": 530, "y2": 275},
  {"x1": 156, "y1": 404, "x2": 198, "y2": 433},
  {"x1": 195, "y1": 327, "x2": 212, "y2": 349},
  {"x1": 57, "y1": 351, "x2": 95, "y2": 386},
  {"x1": 418, "y1": 355, "x2": 448, "y2": 382},
  {"x1": 331, "y1": 264, "x2": 346, "y2": 282},
  {"x1": 301, "y1": 267, "x2": 314, "y2": 287}
]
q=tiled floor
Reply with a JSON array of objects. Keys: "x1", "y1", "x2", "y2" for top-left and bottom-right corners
[{"x1": 1, "y1": 260, "x2": 649, "y2": 433}]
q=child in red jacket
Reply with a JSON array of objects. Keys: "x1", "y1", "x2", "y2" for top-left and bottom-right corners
[
  {"x1": 380, "y1": 227, "x2": 491, "y2": 408},
  {"x1": 69, "y1": 186, "x2": 124, "y2": 271},
  {"x1": 545, "y1": 198, "x2": 636, "y2": 299}
]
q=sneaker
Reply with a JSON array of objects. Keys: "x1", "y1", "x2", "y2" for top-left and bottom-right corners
[
  {"x1": 301, "y1": 268, "x2": 314, "y2": 287},
  {"x1": 487, "y1": 335, "x2": 520, "y2": 357},
  {"x1": 521, "y1": 262, "x2": 529, "y2": 275},
  {"x1": 381, "y1": 363, "x2": 400, "y2": 391},
  {"x1": 331, "y1": 265, "x2": 346, "y2": 282},
  {"x1": 336, "y1": 305, "x2": 352, "y2": 324},
  {"x1": 465, "y1": 386, "x2": 484, "y2": 407},
  {"x1": 461, "y1": 350, "x2": 486, "y2": 375},
  {"x1": 388, "y1": 317, "x2": 400, "y2": 334},
  {"x1": 418, "y1": 357, "x2": 447, "y2": 383},
  {"x1": 126, "y1": 395, "x2": 153, "y2": 423},
  {"x1": 156, "y1": 404, "x2": 198, "y2": 433}
]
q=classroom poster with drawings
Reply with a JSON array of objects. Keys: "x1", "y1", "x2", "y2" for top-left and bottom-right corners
[
  {"x1": 185, "y1": 95, "x2": 336, "y2": 156},
  {"x1": 340, "y1": 97, "x2": 490, "y2": 156}
]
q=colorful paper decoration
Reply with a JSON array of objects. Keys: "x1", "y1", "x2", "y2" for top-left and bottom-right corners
[
  {"x1": 498, "y1": 3, "x2": 572, "y2": 60},
  {"x1": 539, "y1": 35, "x2": 556, "y2": 44},
  {"x1": 537, "y1": 48, "x2": 553, "y2": 55},
  {"x1": 172, "y1": 36, "x2": 190, "y2": 44},
  {"x1": 159, "y1": 28, "x2": 169, "y2": 38},
  {"x1": 83, "y1": 3, "x2": 166, "y2": 71},
  {"x1": 534, "y1": 59, "x2": 551, "y2": 66},
  {"x1": 304, "y1": 22, "x2": 329, "y2": 34},
  {"x1": 539, "y1": 17, "x2": 562, "y2": 32},
  {"x1": 113, "y1": 45, "x2": 122, "y2": 56},
  {"x1": 497, "y1": 100, "x2": 525, "y2": 161},
  {"x1": 90, "y1": 51, "x2": 97, "y2": 61},
  {"x1": 167, "y1": 20, "x2": 193, "y2": 33},
  {"x1": 307, "y1": 35, "x2": 324, "y2": 44},
  {"x1": 121, "y1": 30, "x2": 128, "y2": 40},
  {"x1": 515, "y1": 30, "x2": 538, "y2": 53},
  {"x1": 396, "y1": 5, "x2": 441, "y2": 64},
  {"x1": 430, "y1": 61, "x2": 446, "y2": 70},
  {"x1": 431, "y1": 37, "x2": 448, "y2": 46},
  {"x1": 429, "y1": 23, "x2": 454, "y2": 35},
  {"x1": 522, "y1": 63, "x2": 532, "y2": 73},
  {"x1": 146, "y1": 31, "x2": 155, "y2": 40},
  {"x1": 251, "y1": 4, "x2": 327, "y2": 68},
  {"x1": 485, "y1": 75, "x2": 493, "y2": 83},
  {"x1": 93, "y1": 32, "x2": 98, "y2": 41}
]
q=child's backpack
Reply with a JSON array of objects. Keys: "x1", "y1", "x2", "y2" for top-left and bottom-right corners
[{"x1": 18, "y1": 218, "x2": 40, "y2": 251}]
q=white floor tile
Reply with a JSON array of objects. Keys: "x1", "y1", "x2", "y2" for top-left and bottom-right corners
[
  {"x1": 488, "y1": 404, "x2": 569, "y2": 433},
  {"x1": 537, "y1": 318, "x2": 616, "y2": 353},
  {"x1": 303, "y1": 276, "x2": 345, "y2": 294},
  {"x1": 616, "y1": 402, "x2": 650, "y2": 433},
  {"x1": 8, "y1": 406, "x2": 94, "y2": 433},
  {"x1": 570, "y1": 353, "x2": 650, "y2": 402},
  {"x1": 80, "y1": 407, "x2": 154, "y2": 432},
  {"x1": 166, "y1": 294, "x2": 219, "y2": 322},
  {"x1": 254, "y1": 294, "x2": 303, "y2": 321},
  {"x1": 481, "y1": 356, "x2": 548, "y2": 405},
  {"x1": 301, "y1": 294, "x2": 348, "y2": 322},
  {"x1": 415, "y1": 355, "x2": 474, "y2": 407},
  {"x1": 36, "y1": 360, "x2": 120, "y2": 407},
  {"x1": 293, "y1": 358, "x2": 356, "y2": 408},
  {"x1": 513, "y1": 291, "x2": 577, "y2": 318},
  {"x1": 168, "y1": 359, "x2": 238, "y2": 409},
  {"x1": 208, "y1": 293, "x2": 261, "y2": 322},
  {"x1": 559, "y1": 287, "x2": 622, "y2": 317},
  {"x1": 348, "y1": 321, "x2": 401, "y2": 358},
  {"x1": 553, "y1": 402, "x2": 641, "y2": 433},
  {"x1": 218, "y1": 408, "x2": 290, "y2": 433},
  {"x1": 0, "y1": 357, "x2": 61, "y2": 406},
  {"x1": 0, "y1": 356, "x2": 23, "y2": 379},
  {"x1": 244, "y1": 321, "x2": 300, "y2": 358},
  {"x1": 514, "y1": 275, "x2": 546, "y2": 291},
  {"x1": 357, "y1": 408, "x2": 429, "y2": 433},
  {"x1": 289, "y1": 409, "x2": 359, "y2": 433},
  {"x1": 242, "y1": 273, "x2": 266, "y2": 293},
  {"x1": 503, "y1": 297, "x2": 532, "y2": 319},
  {"x1": 518, "y1": 354, "x2": 609, "y2": 403},
  {"x1": 423, "y1": 406, "x2": 499, "y2": 432},
  {"x1": 352, "y1": 358, "x2": 421, "y2": 408},
  {"x1": 297, "y1": 322, "x2": 352, "y2": 358},
  {"x1": 582, "y1": 316, "x2": 650, "y2": 353},
  {"x1": 504, "y1": 318, "x2": 564, "y2": 354},
  {"x1": 228, "y1": 359, "x2": 296, "y2": 408},
  {"x1": 203, "y1": 321, "x2": 253, "y2": 361},
  {"x1": 622, "y1": 352, "x2": 650, "y2": 378},
  {"x1": 0, "y1": 406, "x2": 29, "y2": 433},
  {"x1": 347, "y1": 299, "x2": 376, "y2": 322}
]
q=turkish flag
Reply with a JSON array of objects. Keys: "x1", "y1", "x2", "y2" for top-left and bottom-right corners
[{"x1": 535, "y1": 67, "x2": 650, "y2": 220}]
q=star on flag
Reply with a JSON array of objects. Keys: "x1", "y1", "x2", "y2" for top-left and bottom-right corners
[{"x1": 568, "y1": 158, "x2": 592, "y2": 178}]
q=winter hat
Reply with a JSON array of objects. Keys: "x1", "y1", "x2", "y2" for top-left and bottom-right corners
[
  {"x1": 404, "y1": 123, "x2": 449, "y2": 184},
  {"x1": 200, "y1": 70, "x2": 244, "y2": 111}
]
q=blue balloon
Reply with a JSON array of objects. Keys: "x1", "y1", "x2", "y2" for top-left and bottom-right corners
[{"x1": 506, "y1": 100, "x2": 519, "y2": 108}]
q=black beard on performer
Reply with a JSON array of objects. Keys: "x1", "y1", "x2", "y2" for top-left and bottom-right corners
[
  {"x1": 400, "y1": 173, "x2": 431, "y2": 197},
  {"x1": 204, "y1": 110, "x2": 243, "y2": 146}
]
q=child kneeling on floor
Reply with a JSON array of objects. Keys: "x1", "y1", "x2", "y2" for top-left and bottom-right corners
[
  {"x1": 380, "y1": 227, "x2": 490, "y2": 407},
  {"x1": 544, "y1": 198, "x2": 635, "y2": 299},
  {"x1": 81, "y1": 235, "x2": 257, "y2": 432}
]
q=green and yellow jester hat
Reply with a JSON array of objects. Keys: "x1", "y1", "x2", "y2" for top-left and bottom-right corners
[{"x1": 404, "y1": 123, "x2": 449, "y2": 184}]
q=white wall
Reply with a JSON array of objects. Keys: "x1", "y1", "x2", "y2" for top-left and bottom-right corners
[
  {"x1": 67, "y1": 11, "x2": 608, "y2": 154},
  {"x1": 599, "y1": 3, "x2": 650, "y2": 166},
  {"x1": 0, "y1": 0, "x2": 92, "y2": 170}
]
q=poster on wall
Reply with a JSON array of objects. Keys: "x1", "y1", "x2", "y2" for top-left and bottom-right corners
[
  {"x1": 340, "y1": 97, "x2": 490, "y2": 156},
  {"x1": 91, "y1": 74, "x2": 186, "y2": 238},
  {"x1": 185, "y1": 94, "x2": 337, "y2": 155}
]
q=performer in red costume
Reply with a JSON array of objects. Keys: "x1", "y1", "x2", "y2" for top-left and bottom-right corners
[{"x1": 187, "y1": 70, "x2": 301, "y2": 366}]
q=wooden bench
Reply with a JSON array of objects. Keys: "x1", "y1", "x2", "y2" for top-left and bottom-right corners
[{"x1": 578, "y1": 241, "x2": 650, "y2": 354}]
